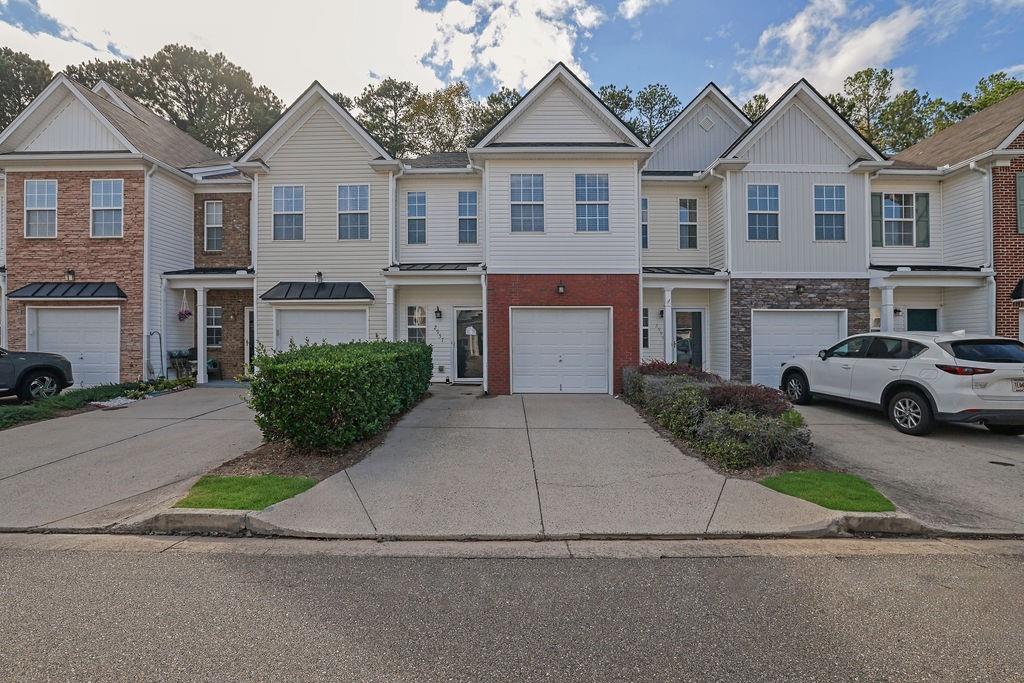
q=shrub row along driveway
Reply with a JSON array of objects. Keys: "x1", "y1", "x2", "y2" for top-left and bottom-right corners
[{"x1": 250, "y1": 385, "x2": 840, "y2": 538}]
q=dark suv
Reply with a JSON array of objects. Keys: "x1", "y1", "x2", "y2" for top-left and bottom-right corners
[{"x1": 0, "y1": 348, "x2": 75, "y2": 401}]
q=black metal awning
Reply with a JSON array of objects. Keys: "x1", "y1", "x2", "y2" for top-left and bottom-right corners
[
  {"x1": 869, "y1": 264, "x2": 985, "y2": 272},
  {"x1": 260, "y1": 281, "x2": 374, "y2": 301},
  {"x1": 7, "y1": 282, "x2": 127, "y2": 299},
  {"x1": 395, "y1": 263, "x2": 480, "y2": 271},
  {"x1": 642, "y1": 266, "x2": 720, "y2": 275}
]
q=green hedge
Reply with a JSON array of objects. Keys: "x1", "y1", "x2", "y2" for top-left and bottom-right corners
[{"x1": 248, "y1": 340, "x2": 433, "y2": 450}]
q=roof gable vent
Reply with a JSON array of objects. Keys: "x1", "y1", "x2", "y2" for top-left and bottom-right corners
[{"x1": 699, "y1": 115, "x2": 715, "y2": 132}]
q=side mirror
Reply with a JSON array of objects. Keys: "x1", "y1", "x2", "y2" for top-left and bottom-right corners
[{"x1": 818, "y1": 350, "x2": 828, "y2": 361}]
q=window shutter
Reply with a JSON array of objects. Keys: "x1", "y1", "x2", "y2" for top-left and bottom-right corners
[
  {"x1": 914, "y1": 193, "x2": 930, "y2": 248},
  {"x1": 1016, "y1": 173, "x2": 1024, "y2": 234},
  {"x1": 871, "y1": 193, "x2": 883, "y2": 247}
]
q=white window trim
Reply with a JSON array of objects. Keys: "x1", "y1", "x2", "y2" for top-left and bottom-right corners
[
  {"x1": 24, "y1": 178, "x2": 58, "y2": 239},
  {"x1": 881, "y1": 191, "x2": 916, "y2": 248},
  {"x1": 678, "y1": 197, "x2": 698, "y2": 250},
  {"x1": 337, "y1": 183, "x2": 371, "y2": 241},
  {"x1": 204, "y1": 200, "x2": 224, "y2": 252},
  {"x1": 407, "y1": 305, "x2": 427, "y2": 343},
  {"x1": 745, "y1": 182, "x2": 781, "y2": 242},
  {"x1": 641, "y1": 307, "x2": 649, "y2": 349},
  {"x1": 205, "y1": 305, "x2": 223, "y2": 349},
  {"x1": 640, "y1": 196, "x2": 648, "y2": 250},
  {"x1": 406, "y1": 191, "x2": 428, "y2": 246},
  {"x1": 812, "y1": 183, "x2": 847, "y2": 243},
  {"x1": 89, "y1": 178, "x2": 124, "y2": 239},
  {"x1": 574, "y1": 173, "x2": 610, "y2": 234},
  {"x1": 271, "y1": 184, "x2": 305, "y2": 241},
  {"x1": 510, "y1": 173, "x2": 545, "y2": 234},
  {"x1": 458, "y1": 190, "x2": 478, "y2": 245}
]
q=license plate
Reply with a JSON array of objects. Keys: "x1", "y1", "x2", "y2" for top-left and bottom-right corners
[{"x1": 1014, "y1": 379, "x2": 1024, "y2": 393}]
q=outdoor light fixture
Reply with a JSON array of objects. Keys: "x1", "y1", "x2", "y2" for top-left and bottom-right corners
[
  {"x1": 556, "y1": 281, "x2": 566, "y2": 295},
  {"x1": 434, "y1": 306, "x2": 443, "y2": 319},
  {"x1": 64, "y1": 269, "x2": 75, "y2": 282},
  {"x1": 314, "y1": 271, "x2": 323, "y2": 283},
  {"x1": 659, "y1": 309, "x2": 665, "y2": 318}
]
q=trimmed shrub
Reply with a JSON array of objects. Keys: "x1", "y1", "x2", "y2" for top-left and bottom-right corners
[
  {"x1": 658, "y1": 385, "x2": 709, "y2": 439},
  {"x1": 704, "y1": 383, "x2": 791, "y2": 417},
  {"x1": 637, "y1": 360, "x2": 722, "y2": 384},
  {"x1": 248, "y1": 340, "x2": 433, "y2": 450},
  {"x1": 781, "y1": 408, "x2": 806, "y2": 429},
  {"x1": 695, "y1": 410, "x2": 813, "y2": 470}
]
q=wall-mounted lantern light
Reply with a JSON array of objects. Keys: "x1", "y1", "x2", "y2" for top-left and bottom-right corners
[
  {"x1": 64, "y1": 269, "x2": 75, "y2": 282},
  {"x1": 556, "y1": 281, "x2": 566, "y2": 295},
  {"x1": 314, "y1": 271, "x2": 323, "y2": 284},
  {"x1": 659, "y1": 309, "x2": 665, "y2": 318},
  {"x1": 434, "y1": 306, "x2": 443, "y2": 320}
]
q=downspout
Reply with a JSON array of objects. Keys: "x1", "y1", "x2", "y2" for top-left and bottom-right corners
[
  {"x1": 970, "y1": 160, "x2": 997, "y2": 334},
  {"x1": 251, "y1": 172, "x2": 259, "y2": 362},
  {"x1": 1, "y1": 172, "x2": 7, "y2": 348},
  {"x1": 390, "y1": 167, "x2": 404, "y2": 267},
  {"x1": 636, "y1": 159, "x2": 644, "y2": 363},
  {"x1": 142, "y1": 163, "x2": 157, "y2": 380},
  {"x1": 480, "y1": 271, "x2": 488, "y2": 394}
]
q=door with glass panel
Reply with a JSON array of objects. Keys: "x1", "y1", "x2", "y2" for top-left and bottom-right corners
[
  {"x1": 455, "y1": 309, "x2": 484, "y2": 381},
  {"x1": 674, "y1": 311, "x2": 703, "y2": 368}
]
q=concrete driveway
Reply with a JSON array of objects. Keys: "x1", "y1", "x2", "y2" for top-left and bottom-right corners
[
  {"x1": 0, "y1": 387, "x2": 261, "y2": 531},
  {"x1": 801, "y1": 401, "x2": 1024, "y2": 534}
]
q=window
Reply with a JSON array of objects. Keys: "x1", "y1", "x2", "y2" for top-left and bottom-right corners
[
  {"x1": 575, "y1": 173, "x2": 609, "y2": 232},
  {"x1": 407, "y1": 306, "x2": 427, "y2": 343},
  {"x1": 338, "y1": 184, "x2": 370, "y2": 240},
  {"x1": 827, "y1": 337, "x2": 869, "y2": 358},
  {"x1": 458, "y1": 191, "x2": 478, "y2": 244},
  {"x1": 204, "y1": 201, "x2": 223, "y2": 251},
  {"x1": 866, "y1": 337, "x2": 925, "y2": 360},
  {"x1": 24, "y1": 179, "x2": 57, "y2": 238},
  {"x1": 679, "y1": 198, "x2": 698, "y2": 249},
  {"x1": 641, "y1": 308, "x2": 649, "y2": 349},
  {"x1": 883, "y1": 193, "x2": 914, "y2": 246},
  {"x1": 946, "y1": 339, "x2": 1024, "y2": 363},
  {"x1": 406, "y1": 192, "x2": 426, "y2": 244},
  {"x1": 746, "y1": 184, "x2": 779, "y2": 240},
  {"x1": 813, "y1": 185, "x2": 845, "y2": 241},
  {"x1": 272, "y1": 185, "x2": 304, "y2": 240},
  {"x1": 90, "y1": 179, "x2": 123, "y2": 237},
  {"x1": 206, "y1": 306, "x2": 223, "y2": 347},
  {"x1": 641, "y1": 197, "x2": 648, "y2": 249},
  {"x1": 510, "y1": 174, "x2": 544, "y2": 232}
]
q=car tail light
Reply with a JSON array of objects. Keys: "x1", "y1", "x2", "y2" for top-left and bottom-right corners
[{"x1": 935, "y1": 364, "x2": 994, "y2": 376}]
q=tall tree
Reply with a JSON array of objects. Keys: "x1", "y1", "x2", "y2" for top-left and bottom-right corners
[
  {"x1": 878, "y1": 89, "x2": 931, "y2": 154},
  {"x1": 409, "y1": 82, "x2": 475, "y2": 154},
  {"x1": 964, "y1": 71, "x2": 1024, "y2": 111},
  {"x1": 64, "y1": 57, "x2": 146, "y2": 95},
  {"x1": 466, "y1": 86, "x2": 522, "y2": 146},
  {"x1": 354, "y1": 77, "x2": 420, "y2": 157},
  {"x1": 630, "y1": 83, "x2": 682, "y2": 142},
  {"x1": 741, "y1": 93, "x2": 770, "y2": 120},
  {"x1": 332, "y1": 92, "x2": 354, "y2": 111},
  {"x1": 835, "y1": 68, "x2": 894, "y2": 145},
  {"x1": 598, "y1": 84, "x2": 634, "y2": 119},
  {"x1": 0, "y1": 47, "x2": 53, "y2": 130}
]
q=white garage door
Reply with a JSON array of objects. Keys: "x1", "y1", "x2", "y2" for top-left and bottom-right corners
[
  {"x1": 275, "y1": 308, "x2": 367, "y2": 348},
  {"x1": 511, "y1": 308, "x2": 610, "y2": 393},
  {"x1": 29, "y1": 307, "x2": 120, "y2": 387},
  {"x1": 750, "y1": 310, "x2": 845, "y2": 387}
]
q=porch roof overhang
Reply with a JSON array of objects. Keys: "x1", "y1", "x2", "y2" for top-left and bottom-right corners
[
  {"x1": 869, "y1": 265, "x2": 994, "y2": 289},
  {"x1": 7, "y1": 281, "x2": 127, "y2": 300},
  {"x1": 260, "y1": 281, "x2": 374, "y2": 302},
  {"x1": 383, "y1": 263, "x2": 484, "y2": 286},
  {"x1": 642, "y1": 267, "x2": 730, "y2": 290},
  {"x1": 163, "y1": 267, "x2": 255, "y2": 290}
]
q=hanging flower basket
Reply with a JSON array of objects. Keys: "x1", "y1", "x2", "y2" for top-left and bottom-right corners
[{"x1": 177, "y1": 291, "x2": 193, "y2": 322}]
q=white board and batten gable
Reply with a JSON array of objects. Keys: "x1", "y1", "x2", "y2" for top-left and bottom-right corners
[{"x1": 646, "y1": 83, "x2": 750, "y2": 172}]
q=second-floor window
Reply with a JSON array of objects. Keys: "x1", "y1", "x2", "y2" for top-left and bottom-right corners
[
  {"x1": 273, "y1": 185, "x2": 304, "y2": 240},
  {"x1": 91, "y1": 179, "x2": 123, "y2": 238},
  {"x1": 641, "y1": 197, "x2": 648, "y2": 249},
  {"x1": 511, "y1": 174, "x2": 544, "y2": 232},
  {"x1": 407, "y1": 306, "x2": 426, "y2": 343},
  {"x1": 206, "y1": 306, "x2": 223, "y2": 347},
  {"x1": 813, "y1": 185, "x2": 845, "y2": 241},
  {"x1": 407, "y1": 192, "x2": 426, "y2": 244},
  {"x1": 747, "y1": 184, "x2": 779, "y2": 241},
  {"x1": 204, "y1": 201, "x2": 223, "y2": 251},
  {"x1": 458, "y1": 191, "x2": 477, "y2": 244},
  {"x1": 24, "y1": 179, "x2": 57, "y2": 238},
  {"x1": 679, "y1": 198, "x2": 697, "y2": 249},
  {"x1": 575, "y1": 173, "x2": 609, "y2": 232},
  {"x1": 338, "y1": 184, "x2": 370, "y2": 240},
  {"x1": 883, "y1": 193, "x2": 915, "y2": 246}
]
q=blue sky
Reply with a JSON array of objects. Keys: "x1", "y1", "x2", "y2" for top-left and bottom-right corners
[{"x1": 2, "y1": 0, "x2": 1023, "y2": 106}]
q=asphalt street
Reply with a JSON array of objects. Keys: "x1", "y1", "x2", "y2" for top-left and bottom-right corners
[{"x1": 2, "y1": 537, "x2": 1022, "y2": 681}]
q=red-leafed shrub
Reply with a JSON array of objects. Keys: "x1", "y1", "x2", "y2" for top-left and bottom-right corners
[
  {"x1": 704, "y1": 383, "x2": 791, "y2": 417},
  {"x1": 636, "y1": 361, "x2": 722, "y2": 383}
]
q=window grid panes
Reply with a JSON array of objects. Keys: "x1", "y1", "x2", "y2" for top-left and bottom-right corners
[
  {"x1": 641, "y1": 197, "x2": 648, "y2": 249},
  {"x1": 407, "y1": 306, "x2": 426, "y2": 344},
  {"x1": 747, "y1": 184, "x2": 779, "y2": 240},
  {"x1": 272, "y1": 186, "x2": 304, "y2": 240},
  {"x1": 206, "y1": 306, "x2": 223, "y2": 347},
  {"x1": 813, "y1": 185, "x2": 845, "y2": 241},
  {"x1": 90, "y1": 179, "x2": 123, "y2": 237},
  {"x1": 679, "y1": 198, "x2": 698, "y2": 249},
  {"x1": 407, "y1": 192, "x2": 426, "y2": 244},
  {"x1": 575, "y1": 174, "x2": 609, "y2": 232},
  {"x1": 25, "y1": 179, "x2": 57, "y2": 238},
  {"x1": 458, "y1": 191, "x2": 478, "y2": 244},
  {"x1": 641, "y1": 308, "x2": 649, "y2": 349},
  {"x1": 883, "y1": 193, "x2": 914, "y2": 246},
  {"x1": 205, "y1": 201, "x2": 223, "y2": 251},
  {"x1": 510, "y1": 174, "x2": 544, "y2": 232},
  {"x1": 338, "y1": 185, "x2": 370, "y2": 240}
]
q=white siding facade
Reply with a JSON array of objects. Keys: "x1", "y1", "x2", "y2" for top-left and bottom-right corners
[
  {"x1": 396, "y1": 175, "x2": 484, "y2": 263},
  {"x1": 646, "y1": 99, "x2": 746, "y2": 172},
  {"x1": 492, "y1": 81, "x2": 621, "y2": 145},
  {"x1": 640, "y1": 182, "x2": 709, "y2": 267},
  {"x1": 20, "y1": 97, "x2": 127, "y2": 153},
  {"x1": 869, "y1": 178, "x2": 944, "y2": 267},
  {"x1": 396, "y1": 284, "x2": 483, "y2": 380}
]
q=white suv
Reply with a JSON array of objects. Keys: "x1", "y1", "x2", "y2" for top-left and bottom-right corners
[{"x1": 779, "y1": 332, "x2": 1024, "y2": 436}]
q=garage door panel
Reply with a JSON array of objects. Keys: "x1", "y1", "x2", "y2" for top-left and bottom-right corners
[
  {"x1": 276, "y1": 309, "x2": 367, "y2": 348},
  {"x1": 511, "y1": 308, "x2": 610, "y2": 394},
  {"x1": 31, "y1": 308, "x2": 119, "y2": 387},
  {"x1": 751, "y1": 310, "x2": 843, "y2": 387}
]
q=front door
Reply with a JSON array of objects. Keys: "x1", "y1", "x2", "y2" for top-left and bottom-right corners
[
  {"x1": 455, "y1": 308, "x2": 483, "y2": 382},
  {"x1": 907, "y1": 308, "x2": 938, "y2": 332},
  {"x1": 674, "y1": 311, "x2": 703, "y2": 368}
]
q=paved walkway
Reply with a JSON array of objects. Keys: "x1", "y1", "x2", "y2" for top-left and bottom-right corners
[
  {"x1": 250, "y1": 386, "x2": 845, "y2": 539},
  {"x1": 0, "y1": 388, "x2": 261, "y2": 531}
]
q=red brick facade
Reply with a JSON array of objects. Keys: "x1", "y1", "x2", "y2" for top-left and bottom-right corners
[
  {"x1": 485, "y1": 274, "x2": 639, "y2": 394},
  {"x1": 205, "y1": 289, "x2": 251, "y2": 378},
  {"x1": 193, "y1": 192, "x2": 251, "y2": 268},
  {"x1": 5, "y1": 169, "x2": 146, "y2": 382},
  {"x1": 992, "y1": 131, "x2": 1024, "y2": 339}
]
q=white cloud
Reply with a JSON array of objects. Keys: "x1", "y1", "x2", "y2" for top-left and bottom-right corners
[
  {"x1": 1004, "y1": 63, "x2": 1024, "y2": 76},
  {"x1": 617, "y1": 0, "x2": 670, "y2": 21}
]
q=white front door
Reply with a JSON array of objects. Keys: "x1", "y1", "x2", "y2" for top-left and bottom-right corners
[
  {"x1": 511, "y1": 308, "x2": 610, "y2": 393},
  {"x1": 275, "y1": 308, "x2": 367, "y2": 349},
  {"x1": 29, "y1": 307, "x2": 120, "y2": 387},
  {"x1": 750, "y1": 310, "x2": 845, "y2": 387}
]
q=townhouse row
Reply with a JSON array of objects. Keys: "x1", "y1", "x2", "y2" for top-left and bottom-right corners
[{"x1": 1, "y1": 64, "x2": 1022, "y2": 395}]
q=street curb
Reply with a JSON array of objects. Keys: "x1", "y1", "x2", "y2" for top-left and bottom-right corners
[{"x1": 130, "y1": 508, "x2": 249, "y2": 535}]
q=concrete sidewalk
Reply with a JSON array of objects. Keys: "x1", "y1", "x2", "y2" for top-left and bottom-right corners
[{"x1": 244, "y1": 386, "x2": 875, "y2": 540}]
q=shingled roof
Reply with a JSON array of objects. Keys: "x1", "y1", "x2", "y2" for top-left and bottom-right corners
[{"x1": 403, "y1": 151, "x2": 470, "y2": 169}]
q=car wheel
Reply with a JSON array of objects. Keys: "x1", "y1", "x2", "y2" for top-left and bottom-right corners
[
  {"x1": 985, "y1": 424, "x2": 1024, "y2": 436},
  {"x1": 18, "y1": 370, "x2": 63, "y2": 402},
  {"x1": 888, "y1": 390, "x2": 934, "y2": 436},
  {"x1": 782, "y1": 371, "x2": 812, "y2": 405}
]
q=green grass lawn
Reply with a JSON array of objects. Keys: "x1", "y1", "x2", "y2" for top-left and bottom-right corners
[
  {"x1": 0, "y1": 384, "x2": 130, "y2": 431},
  {"x1": 760, "y1": 471, "x2": 896, "y2": 512},
  {"x1": 174, "y1": 475, "x2": 317, "y2": 510}
]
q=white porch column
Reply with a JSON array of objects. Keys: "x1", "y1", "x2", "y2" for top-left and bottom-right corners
[
  {"x1": 385, "y1": 286, "x2": 396, "y2": 341},
  {"x1": 880, "y1": 285, "x2": 895, "y2": 332},
  {"x1": 195, "y1": 287, "x2": 208, "y2": 384},
  {"x1": 663, "y1": 287, "x2": 673, "y2": 362}
]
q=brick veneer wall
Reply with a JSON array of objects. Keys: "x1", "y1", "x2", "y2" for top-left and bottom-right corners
[
  {"x1": 485, "y1": 273, "x2": 639, "y2": 395},
  {"x1": 992, "y1": 131, "x2": 1024, "y2": 339},
  {"x1": 730, "y1": 278, "x2": 870, "y2": 382},
  {"x1": 5, "y1": 170, "x2": 146, "y2": 382},
  {"x1": 205, "y1": 289, "x2": 250, "y2": 378},
  {"x1": 193, "y1": 192, "x2": 251, "y2": 268}
]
